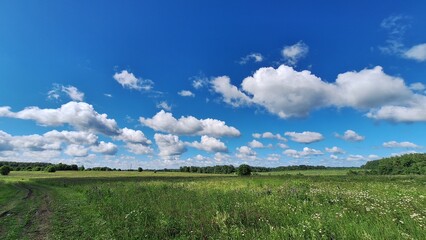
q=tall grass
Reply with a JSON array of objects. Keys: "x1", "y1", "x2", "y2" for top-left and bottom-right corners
[{"x1": 30, "y1": 174, "x2": 425, "y2": 239}]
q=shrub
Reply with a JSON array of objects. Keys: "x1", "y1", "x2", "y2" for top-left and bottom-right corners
[
  {"x1": 237, "y1": 164, "x2": 252, "y2": 176},
  {"x1": 45, "y1": 166, "x2": 56, "y2": 173},
  {"x1": 0, "y1": 166, "x2": 11, "y2": 175},
  {"x1": 138, "y1": 167, "x2": 143, "y2": 172}
]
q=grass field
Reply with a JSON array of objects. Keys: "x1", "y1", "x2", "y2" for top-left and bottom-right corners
[{"x1": 1, "y1": 171, "x2": 425, "y2": 239}]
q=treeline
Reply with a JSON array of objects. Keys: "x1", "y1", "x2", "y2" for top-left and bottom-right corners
[
  {"x1": 361, "y1": 153, "x2": 426, "y2": 175},
  {"x1": 180, "y1": 165, "x2": 236, "y2": 174},
  {"x1": 179, "y1": 165, "x2": 336, "y2": 174}
]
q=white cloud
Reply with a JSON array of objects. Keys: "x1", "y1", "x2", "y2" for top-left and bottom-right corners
[
  {"x1": 65, "y1": 144, "x2": 89, "y2": 157},
  {"x1": 154, "y1": 134, "x2": 187, "y2": 158},
  {"x1": 404, "y1": 43, "x2": 426, "y2": 61},
  {"x1": 212, "y1": 65, "x2": 426, "y2": 122},
  {"x1": 281, "y1": 41, "x2": 309, "y2": 65},
  {"x1": 335, "y1": 130, "x2": 365, "y2": 142},
  {"x1": 235, "y1": 146, "x2": 257, "y2": 160},
  {"x1": 62, "y1": 86, "x2": 85, "y2": 101},
  {"x1": 91, "y1": 141, "x2": 118, "y2": 155},
  {"x1": 283, "y1": 147, "x2": 323, "y2": 158},
  {"x1": 156, "y1": 101, "x2": 172, "y2": 111},
  {"x1": 325, "y1": 146, "x2": 345, "y2": 154},
  {"x1": 239, "y1": 53, "x2": 264, "y2": 64},
  {"x1": 253, "y1": 132, "x2": 287, "y2": 141},
  {"x1": 330, "y1": 154, "x2": 339, "y2": 160},
  {"x1": 187, "y1": 135, "x2": 228, "y2": 153},
  {"x1": 248, "y1": 139, "x2": 265, "y2": 148},
  {"x1": 266, "y1": 153, "x2": 280, "y2": 161},
  {"x1": 113, "y1": 70, "x2": 153, "y2": 91},
  {"x1": 125, "y1": 143, "x2": 153, "y2": 155},
  {"x1": 104, "y1": 93, "x2": 113, "y2": 98},
  {"x1": 277, "y1": 143, "x2": 289, "y2": 149},
  {"x1": 178, "y1": 90, "x2": 195, "y2": 97},
  {"x1": 0, "y1": 101, "x2": 120, "y2": 136},
  {"x1": 48, "y1": 84, "x2": 84, "y2": 102},
  {"x1": 115, "y1": 128, "x2": 152, "y2": 145},
  {"x1": 409, "y1": 82, "x2": 425, "y2": 92},
  {"x1": 285, "y1": 131, "x2": 324, "y2": 144},
  {"x1": 211, "y1": 76, "x2": 252, "y2": 107},
  {"x1": 346, "y1": 155, "x2": 366, "y2": 161},
  {"x1": 379, "y1": 15, "x2": 426, "y2": 62},
  {"x1": 140, "y1": 110, "x2": 240, "y2": 137},
  {"x1": 192, "y1": 77, "x2": 208, "y2": 89},
  {"x1": 383, "y1": 141, "x2": 420, "y2": 149}
]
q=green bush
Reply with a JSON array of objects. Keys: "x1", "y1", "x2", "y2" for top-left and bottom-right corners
[
  {"x1": 0, "y1": 165, "x2": 11, "y2": 175},
  {"x1": 138, "y1": 167, "x2": 143, "y2": 172},
  {"x1": 237, "y1": 164, "x2": 252, "y2": 176},
  {"x1": 46, "y1": 166, "x2": 57, "y2": 173}
]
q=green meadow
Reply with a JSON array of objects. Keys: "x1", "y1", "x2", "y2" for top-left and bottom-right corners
[{"x1": 1, "y1": 171, "x2": 425, "y2": 239}]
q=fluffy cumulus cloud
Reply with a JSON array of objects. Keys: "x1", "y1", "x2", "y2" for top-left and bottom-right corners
[
  {"x1": 281, "y1": 41, "x2": 309, "y2": 65},
  {"x1": 383, "y1": 141, "x2": 421, "y2": 149},
  {"x1": 178, "y1": 90, "x2": 195, "y2": 97},
  {"x1": 252, "y1": 132, "x2": 287, "y2": 141},
  {"x1": 404, "y1": 43, "x2": 426, "y2": 61},
  {"x1": 211, "y1": 64, "x2": 426, "y2": 122},
  {"x1": 154, "y1": 134, "x2": 187, "y2": 158},
  {"x1": 235, "y1": 146, "x2": 257, "y2": 160},
  {"x1": 65, "y1": 144, "x2": 89, "y2": 157},
  {"x1": 187, "y1": 135, "x2": 228, "y2": 153},
  {"x1": 283, "y1": 147, "x2": 323, "y2": 158},
  {"x1": 325, "y1": 146, "x2": 345, "y2": 154},
  {"x1": 115, "y1": 128, "x2": 151, "y2": 144},
  {"x1": 248, "y1": 140, "x2": 265, "y2": 148},
  {"x1": 113, "y1": 70, "x2": 153, "y2": 91},
  {"x1": 91, "y1": 141, "x2": 118, "y2": 155},
  {"x1": 140, "y1": 110, "x2": 240, "y2": 137},
  {"x1": 48, "y1": 84, "x2": 85, "y2": 102},
  {"x1": 210, "y1": 76, "x2": 252, "y2": 107},
  {"x1": 285, "y1": 131, "x2": 324, "y2": 144},
  {"x1": 0, "y1": 101, "x2": 120, "y2": 136},
  {"x1": 239, "y1": 53, "x2": 264, "y2": 64},
  {"x1": 335, "y1": 130, "x2": 365, "y2": 142}
]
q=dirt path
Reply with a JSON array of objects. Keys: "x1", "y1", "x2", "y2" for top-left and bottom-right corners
[{"x1": 22, "y1": 184, "x2": 53, "y2": 240}]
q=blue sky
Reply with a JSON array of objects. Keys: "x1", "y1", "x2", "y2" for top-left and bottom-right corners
[{"x1": 1, "y1": 1, "x2": 426, "y2": 169}]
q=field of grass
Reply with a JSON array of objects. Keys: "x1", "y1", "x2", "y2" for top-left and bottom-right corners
[{"x1": 1, "y1": 171, "x2": 425, "y2": 239}]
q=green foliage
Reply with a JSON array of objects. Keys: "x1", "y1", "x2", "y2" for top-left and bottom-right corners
[
  {"x1": 362, "y1": 153, "x2": 426, "y2": 175},
  {"x1": 45, "y1": 166, "x2": 57, "y2": 173},
  {"x1": 138, "y1": 167, "x2": 143, "y2": 172},
  {"x1": 237, "y1": 164, "x2": 252, "y2": 176},
  {"x1": 0, "y1": 165, "x2": 11, "y2": 175},
  {"x1": 180, "y1": 165, "x2": 235, "y2": 174}
]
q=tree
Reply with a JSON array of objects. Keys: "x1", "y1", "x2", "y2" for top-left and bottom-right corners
[
  {"x1": 138, "y1": 167, "x2": 143, "y2": 172},
  {"x1": 0, "y1": 166, "x2": 11, "y2": 175},
  {"x1": 45, "y1": 166, "x2": 56, "y2": 173},
  {"x1": 237, "y1": 164, "x2": 252, "y2": 176}
]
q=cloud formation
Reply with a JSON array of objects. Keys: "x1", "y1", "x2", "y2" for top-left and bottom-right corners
[
  {"x1": 212, "y1": 65, "x2": 426, "y2": 122},
  {"x1": 187, "y1": 135, "x2": 228, "y2": 152},
  {"x1": 140, "y1": 110, "x2": 240, "y2": 137},
  {"x1": 48, "y1": 84, "x2": 85, "y2": 102},
  {"x1": 383, "y1": 141, "x2": 420, "y2": 149},
  {"x1": 281, "y1": 41, "x2": 309, "y2": 65},
  {"x1": 0, "y1": 102, "x2": 120, "y2": 136},
  {"x1": 335, "y1": 130, "x2": 365, "y2": 142},
  {"x1": 285, "y1": 131, "x2": 324, "y2": 144},
  {"x1": 178, "y1": 90, "x2": 195, "y2": 97},
  {"x1": 154, "y1": 133, "x2": 187, "y2": 158},
  {"x1": 283, "y1": 147, "x2": 323, "y2": 158},
  {"x1": 113, "y1": 70, "x2": 153, "y2": 91},
  {"x1": 239, "y1": 53, "x2": 264, "y2": 64}
]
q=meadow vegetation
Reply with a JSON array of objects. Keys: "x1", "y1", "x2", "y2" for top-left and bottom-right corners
[{"x1": 1, "y1": 170, "x2": 425, "y2": 239}]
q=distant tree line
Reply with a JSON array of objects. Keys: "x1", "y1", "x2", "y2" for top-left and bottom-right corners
[
  {"x1": 361, "y1": 153, "x2": 426, "y2": 175},
  {"x1": 179, "y1": 165, "x2": 236, "y2": 174}
]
